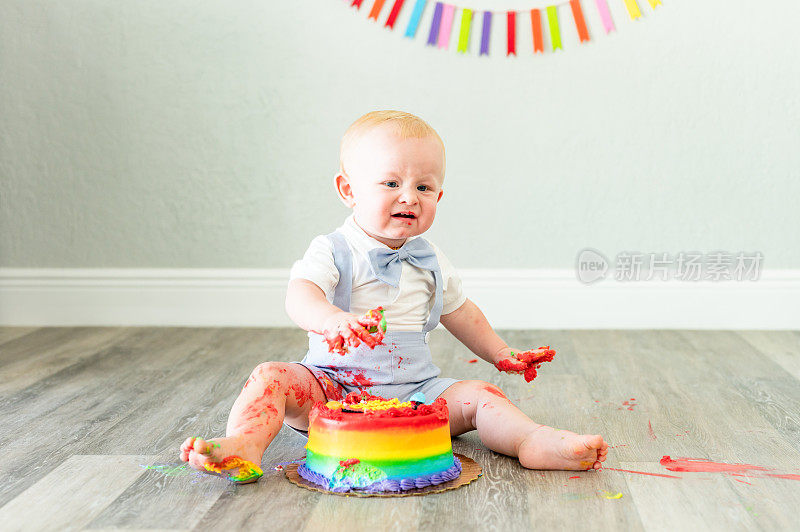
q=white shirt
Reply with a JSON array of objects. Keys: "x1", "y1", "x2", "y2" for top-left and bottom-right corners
[{"x1": 290, "y1": 215, "x2": 466, "y2": 332}]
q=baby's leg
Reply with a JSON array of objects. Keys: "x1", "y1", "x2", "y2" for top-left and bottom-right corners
[
  {"x1": 440, "y1": 380, "x2": 608, "y2": 470},
  {"x1": 179, "y1": 362, "x2": 326, "y2": 474}
]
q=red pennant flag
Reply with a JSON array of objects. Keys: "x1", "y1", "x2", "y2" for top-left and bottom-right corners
[
  {"x1": 569, "y1": 0, "x2": 590, "y2": 42},
  {"x1": 368, "y1": 0, "x2": 387, "y2": 20},
  {"x1": 530, "y1": 9, "x2": 543, "y2": 53},
  {"x1": 507, "y1": 11, "x2": 516, "y2": 56},
  {"x1": 351, "y1": 0, "x2": 365, "y2": 8},
  {"x1": 385, "y1": 0, "x2": 406, "y2": 29}
]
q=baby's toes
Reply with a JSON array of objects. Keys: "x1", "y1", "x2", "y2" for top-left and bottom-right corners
[
  {"x1": 179, "y1": 437, "x2": 196, "y2": 462},
  {"x1": 584, "y1": 434, "x2": 605, "y2": 451},
  {"x1": 192, "y1": 437, "x2": 211, "y2": 455},
  {"x1": 180, "y1": 437, "x2": 196, "y2": 453},
  {"x1": 188, "y1": 449, "x2": 212, "y2": 470}
]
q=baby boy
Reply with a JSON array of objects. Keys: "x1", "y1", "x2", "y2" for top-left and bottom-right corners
[{"x1": 180, "y1": 110, "x2": 608, "y2": 481}]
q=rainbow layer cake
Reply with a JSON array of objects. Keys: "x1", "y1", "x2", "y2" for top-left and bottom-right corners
[{"x1": 297, "y1": 392, "x2": 462, "y2": 493}]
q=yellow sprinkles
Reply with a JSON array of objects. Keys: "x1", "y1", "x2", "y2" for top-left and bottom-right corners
[{"x1": 325, "y1": 398, "x2": 413, "y2": 412}]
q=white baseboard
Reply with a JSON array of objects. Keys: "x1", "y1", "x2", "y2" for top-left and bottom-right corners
[{"x1": 1, "y1": 268, "x2": 799, "y2": 329}]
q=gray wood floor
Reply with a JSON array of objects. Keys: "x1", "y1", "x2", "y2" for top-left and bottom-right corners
[{"x1": 0, "y1": 327, "x2": 798, "y2": 531}]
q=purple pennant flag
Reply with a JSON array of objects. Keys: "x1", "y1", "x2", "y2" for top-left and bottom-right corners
[
  {"x1": 427, "y1": 2, "x2": 444, "y2": 46},
  {"x1": 480, "y1": 11, "x2": 492, "y2": 55}
]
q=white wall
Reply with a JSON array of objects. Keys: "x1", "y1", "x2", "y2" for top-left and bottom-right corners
[{"x1": 1, "y1": 1, "x2": 798, "y2": 327}]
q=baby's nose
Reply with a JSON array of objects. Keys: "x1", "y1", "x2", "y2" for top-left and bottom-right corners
[{"x1": 399, "y1": 189, "x2": 418, "y2": 203}]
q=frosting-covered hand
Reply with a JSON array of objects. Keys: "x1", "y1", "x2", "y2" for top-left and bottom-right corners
[
  {"x1": 494, "y1": 346, "x2": 556, "y2": 382},
  {"x1": 320, "y1": 307, "x2": 387, "y2": 355}
]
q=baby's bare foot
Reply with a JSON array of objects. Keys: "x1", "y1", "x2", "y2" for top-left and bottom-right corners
[
  {"x1": 517, "y1": 426, "x2": 608, "y2": 470},
  {"x1": 179, "y1": 435, "x2": 264, "y2": 482}
]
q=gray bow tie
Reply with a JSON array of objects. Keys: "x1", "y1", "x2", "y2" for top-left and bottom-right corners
[{"x1": 367, "y1": 238, "x2": 438, "y2": 287}]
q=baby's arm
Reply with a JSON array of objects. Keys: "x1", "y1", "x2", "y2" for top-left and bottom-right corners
[
  {"x1": 441, "y1": 298, "x2": 556, "y2": 381},
  {"x1": 285, "y1": 278, "x2": 345, "y2": 334},
  {"x1": 439, "y1": 298, "x2": 511, "y2": 363},
  {"x1": 285, "y1": 279, "x2": 383, "y2": 352}
]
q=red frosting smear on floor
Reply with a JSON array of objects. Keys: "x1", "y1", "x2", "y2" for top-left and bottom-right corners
[
  {"x1": 764, "y1": 473, "x2": 800, "y2": 481},
  {"x1": 660, "y1": 456, "x2": 770, "y2": 473},
  {"x1": 648, "y1": 420, "x2": 657, "y2": 440},
  {"x1": 467, "y1": 359, "x2": 478, "y2": 363},
  {"x1": 603, "y1": 467, "x2": 681, "y2": 479}
]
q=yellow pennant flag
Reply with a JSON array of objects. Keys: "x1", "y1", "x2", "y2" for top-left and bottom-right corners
[
  {"x1": 547, "y1": 6, "x2": 561, "y2": 51},
  {"x1": 623, "y1": 0, "x2": 642, "y2": 19},
  {"x1": 457, "y1": 9, "x2": 473, "y2": 53}
]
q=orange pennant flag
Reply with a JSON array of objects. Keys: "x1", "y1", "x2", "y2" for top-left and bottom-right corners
[
  {"x1": 569, "y1": 0, "x2": 590, "y2": 43},
  {"x1": 530, "y1": 9, "x2": 543, "y2": 53},
  {"x1": 368, "y1": 0, "x2": 387, "y2": 20}
]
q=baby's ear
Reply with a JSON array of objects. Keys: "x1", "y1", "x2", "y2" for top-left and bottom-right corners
[
  {"x1": 334, "y1": 173, "x2": 355, "y2": 208},
  {"x1": 437, "y1": 189, "x2": 443, "y2": 202}
]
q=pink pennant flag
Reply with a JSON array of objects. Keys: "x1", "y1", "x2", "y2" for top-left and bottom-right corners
[
  {"x1": 594, "y1": 0, "x2": 615, "y2": 33},
  {"x1": 438, "y1": 4, "x2": 456, "y2": 49}
]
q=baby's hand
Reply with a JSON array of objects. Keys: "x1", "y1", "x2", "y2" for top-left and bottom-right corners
[
  {"x1": 494, "y1": 346, "x2": 556, "y2": 383},
  {"x1": 493, "y1": 347, "x2": 528, "y2": 372},
  {"x1": 320, "y1": 312, "x2": 368, "y2": 355},
  {"x1": 320, "y1": 307, "x2": 386, "y2": 355}
]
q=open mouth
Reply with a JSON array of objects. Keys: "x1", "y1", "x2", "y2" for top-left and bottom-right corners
[{"x1": 391, "y1": 212, "x2": 417, "y2": 219}]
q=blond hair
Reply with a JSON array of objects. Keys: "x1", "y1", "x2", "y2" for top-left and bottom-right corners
[{"x1": 339, "y1": 110, "x2": 445, "y2": 174}]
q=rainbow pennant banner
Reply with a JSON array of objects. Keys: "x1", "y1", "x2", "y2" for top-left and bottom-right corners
[{"x1": 346, "y1": 0, "x2": 662, "y2": 57}]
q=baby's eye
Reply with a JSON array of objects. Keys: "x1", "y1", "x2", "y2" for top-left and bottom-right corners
[
  {"x1": 417, "y1": 185, "x2": 429, "y2": 192},
  {"x1": 383, "y1": 181, "x2": 398, "y2": 188}
]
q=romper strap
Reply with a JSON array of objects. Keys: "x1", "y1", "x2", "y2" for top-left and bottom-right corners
[
  {"x1": 422, "y1": 269, "x2": 444, "y2": 334},
  {"x1": 326, "y1": 231, "x2": 352, "y2": 312},
  {"x1": 416, "y1": 238, "x2": 444, "y2": 334}
]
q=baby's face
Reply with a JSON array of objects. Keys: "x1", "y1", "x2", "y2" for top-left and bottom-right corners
[{"x1": 338, "y1": 125, "x2": 444, "y2": 248}]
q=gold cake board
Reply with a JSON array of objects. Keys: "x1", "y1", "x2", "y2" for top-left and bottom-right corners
[{"x1": 285, "y1": 453, "x2": 481, "y2": 498}]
